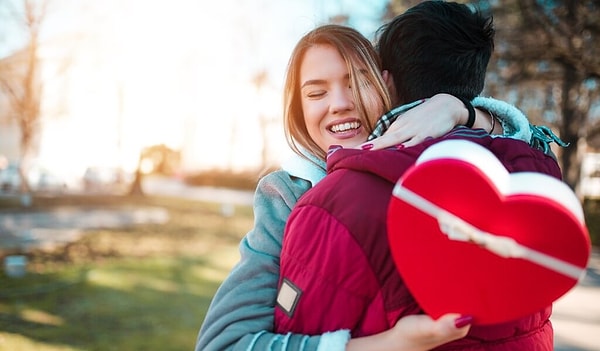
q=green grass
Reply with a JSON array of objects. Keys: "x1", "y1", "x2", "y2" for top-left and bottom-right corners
[
  {"x1": 0, "y1": 194, "x2": 598, "y2": 351},
  {"x1": 0, "y1": 195, "x2": 253, "y2": 351}
]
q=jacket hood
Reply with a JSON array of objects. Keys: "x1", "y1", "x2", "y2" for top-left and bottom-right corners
[{"x1": 326, "y1": 145, "x2": 426, "y2": 185}]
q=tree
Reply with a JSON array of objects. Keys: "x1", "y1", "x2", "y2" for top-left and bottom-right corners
[
  {"x1": 252, "y1": 69, "x2": 270, "y2": 171},
  {"x1": 128, "y1": 144, "x2": 182, "y2": 196},
  {"x1": 385, "y1": 0, "x2": 600, "y2": 196},
  {"x1": 0, "y1": 0, "x2": 49, "y2": 206},
  {"x1": 487, "y1": 0, "x2": 600, "y2": 196}
]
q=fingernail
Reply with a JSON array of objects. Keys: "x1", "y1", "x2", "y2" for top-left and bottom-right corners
[
  {"x1": 454, "y1": 315, "x2": 473, "y2": 328},
  {"x1": 361, "y1": 143, "x2": 374, "y2": 150},
  {"x1": 395, "y1": 144, "x2": 405, "y2": 150},
  {"x1": 424, "y1": 136, "x2": 434, "y2": 141}
]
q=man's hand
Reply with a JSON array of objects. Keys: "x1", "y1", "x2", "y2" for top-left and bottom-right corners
[{"x1": 346, "y1": 313, "x2": 472, "y2": 351}]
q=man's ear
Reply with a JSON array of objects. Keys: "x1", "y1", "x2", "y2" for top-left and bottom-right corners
[
  {"x1": 382, "y1": 70, "x2": 397, "y2": 103},
  {"x1": 382, "y1": 70, "x2": 390, "y2": 84}
]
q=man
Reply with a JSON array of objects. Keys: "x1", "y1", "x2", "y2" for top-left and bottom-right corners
[{"x1": 274, "y1": 1, "x2": 559, "y2": 350}]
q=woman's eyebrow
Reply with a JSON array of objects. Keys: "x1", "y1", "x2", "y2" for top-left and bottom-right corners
[
  {"x1": 301, "y1": 79, "x2": 326, "y2": 89},
  {"x1": 301, "y1": 74, "x2": 352, "y2": 89}
]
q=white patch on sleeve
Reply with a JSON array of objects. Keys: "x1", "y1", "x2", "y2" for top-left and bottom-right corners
[{"x1": 276, "y1": 278, "x2": 302, "y2": 317}]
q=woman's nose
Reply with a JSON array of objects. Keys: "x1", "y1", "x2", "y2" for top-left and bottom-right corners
[{"x1": 329, "y1": 87, "x2": 355, "y2": 114}]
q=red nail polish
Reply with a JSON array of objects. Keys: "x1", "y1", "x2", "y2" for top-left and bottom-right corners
[
  {"x1": 454, "y1": 315, "x2": 473, "y2": 328},
  {"x1": 361, "y1": 143, "x2": 374, "y2": 150},
  {"x1": 395, "y1": 144, "x2": 405, "y2": 150}
]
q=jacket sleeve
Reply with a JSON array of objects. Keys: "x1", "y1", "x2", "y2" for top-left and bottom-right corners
[
  {"x1": 275, "y1": 205, "x2": 380, "y2": 337},
  {"x1": 471, "y1": 96, "x2": 532, "y2": 143},
  {"x1": 471, "y1": 96, "x2": 567, "y2": 159},
  {"x1": 194, "y1": 171, "x2": 350, "y2": 351}
]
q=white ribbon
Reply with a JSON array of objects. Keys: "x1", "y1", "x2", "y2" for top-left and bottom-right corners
[{"x1": 392, "y1": 184, "x2": 584, "y2": 280}]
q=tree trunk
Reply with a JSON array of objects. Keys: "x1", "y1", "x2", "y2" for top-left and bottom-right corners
[
  {"x1": 128, "y1": 153, "x2": 145, "y2": 196},
  {"x1": 559, "y1": 64, "x2": 586, "y2": 192},
  {"x1": 17, "y1": 163, "x2": 32, "y2": 207}
]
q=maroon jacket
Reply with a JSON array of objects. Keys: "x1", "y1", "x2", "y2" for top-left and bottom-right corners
[{"x1": 274, "y1": 128, "x2": 560, "y2": 350}]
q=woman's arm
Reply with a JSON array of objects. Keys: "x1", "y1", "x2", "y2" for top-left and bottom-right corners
[
  {"x1": 470, "y1": 96, "x2": 530, "y2": 142},
  {"x1": 358, "y1": 94, "x2": 486, "y2": 150},
  {"x1": 359, "y1": 94, "x2": 559, "y2": 151},
  {"x1": 195, "y1": 171, "x2": 327, "y2": 351},
  {"x1": 471, "y1": 96, "x2": 569, "y2": 158}
]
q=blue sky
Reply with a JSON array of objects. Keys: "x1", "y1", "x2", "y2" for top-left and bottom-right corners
[{"x1": 316, "y1": 0, "x2": 389, "y2": 37}]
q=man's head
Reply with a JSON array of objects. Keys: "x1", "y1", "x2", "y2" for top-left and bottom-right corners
[{"x1": 375, "y1": 0, "x2": 494, "y2": 105}]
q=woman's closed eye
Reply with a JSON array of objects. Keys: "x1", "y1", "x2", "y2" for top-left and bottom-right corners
[{"x1": 305, "y1": 90, "x2": 327, "y2": 99}]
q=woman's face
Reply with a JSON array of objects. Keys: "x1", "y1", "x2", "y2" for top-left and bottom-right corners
[{"x1": 299, "y1": 44, "x2": 377, "y2": 153}]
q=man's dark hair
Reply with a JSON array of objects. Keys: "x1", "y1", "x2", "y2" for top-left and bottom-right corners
[{"x1": 375, "y1": 0, "x2": 495, "y2": 104}]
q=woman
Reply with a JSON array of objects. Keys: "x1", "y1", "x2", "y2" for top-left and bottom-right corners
[{"x1": 195, "y1": 24, "x2": 538, "y2": 351}]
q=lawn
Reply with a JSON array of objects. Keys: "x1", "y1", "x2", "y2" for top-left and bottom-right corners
[
  {"x1": 0, "y1": 195, "x2": 254, "y2": 351},
  {"x1": 1, "y1": 194, "x2": 598, "y2": 351}
]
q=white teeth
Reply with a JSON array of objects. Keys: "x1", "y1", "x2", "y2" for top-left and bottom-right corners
[{"x1": 330, "y1": 122, "x2": 360, "y2": 133}]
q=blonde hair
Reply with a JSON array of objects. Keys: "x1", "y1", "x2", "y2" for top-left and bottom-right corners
[{"x1": 283, "y1": 24, "x2": 392, "y2": 161}]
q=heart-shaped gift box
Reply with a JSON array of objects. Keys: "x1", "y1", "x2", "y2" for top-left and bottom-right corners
[{"x1": 387, "y1": 139, "x2": 591, "y2": 325}]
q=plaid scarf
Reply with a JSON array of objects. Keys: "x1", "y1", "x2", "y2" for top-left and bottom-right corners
[{"x1": 367, "y1": 99, "x2": 427, "y2": 141}]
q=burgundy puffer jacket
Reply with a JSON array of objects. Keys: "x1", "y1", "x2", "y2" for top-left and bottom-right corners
[{"x1": 274, "y1": 128, "x2": 560, "y2": 350}]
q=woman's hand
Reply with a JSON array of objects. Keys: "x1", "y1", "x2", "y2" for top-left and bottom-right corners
[
  {"x1": 357, "y1": 93, "x2": 495, "y2": 151},
  {"x1": 346, "y1": 313, "x2": 472, "y2": 351}
]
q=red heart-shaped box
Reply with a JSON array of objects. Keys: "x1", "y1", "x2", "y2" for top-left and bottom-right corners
[{"x1": 387, "y1": 139, "x2": 591, "y2": 325}]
